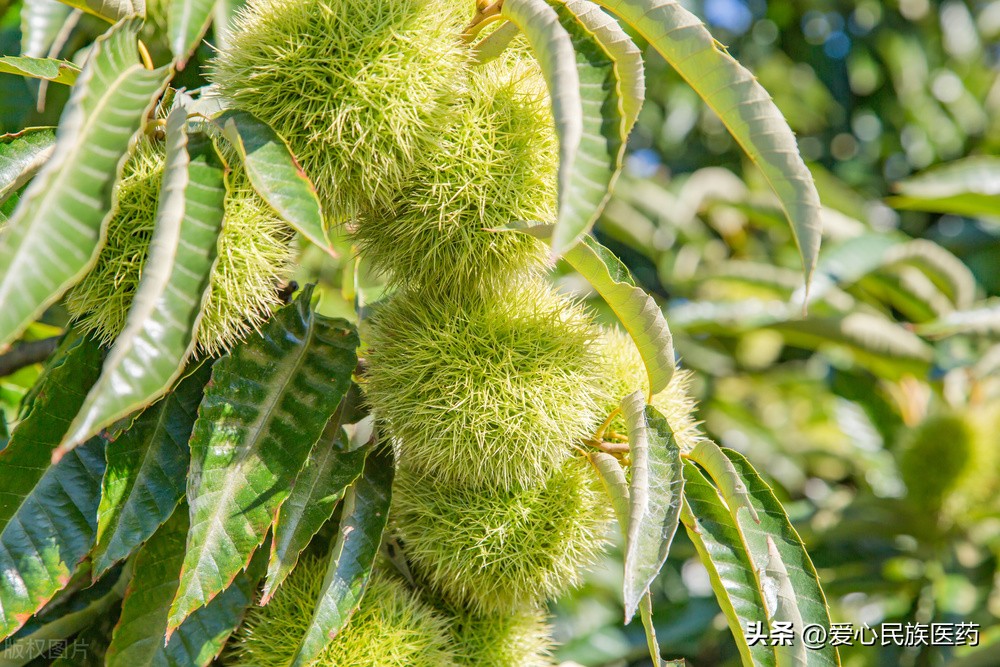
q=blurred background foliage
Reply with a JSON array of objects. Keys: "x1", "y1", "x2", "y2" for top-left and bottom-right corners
[{"x1": 2, "y1": 0, "x2": 1000, "y2": 665}]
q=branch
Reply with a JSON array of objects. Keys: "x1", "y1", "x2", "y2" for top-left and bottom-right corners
[{"x1": 0, "y1": 337, "x2": 59, "y2": 378}]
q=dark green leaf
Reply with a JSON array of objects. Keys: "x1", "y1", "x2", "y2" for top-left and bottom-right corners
[
  {"x1": 58, "y1": 109, "x2": 227, "y2": 455},
  {"x1": 289, "y1": 445, "x2": 392, "y2": 667},
  {"x1": 91, "y1": 362, "x2": 212, "y2": 578},
  {"x1": 0, "y1": 129, "x2": 56, "y2": 205},
  {"x1": 722, "y1": 449, "x2": 839, "y2": 667},
  {"x1": 262, "y1": 386, "x2": 370, "y2": 603},
  {"x1": 0, "y1": 18, "x2": 171, "y2": 348},
  {"x1": 0, "y1": 566, "x2": 125, "y2": 667},
  {"x1": 0, "y1": 331, "x2": 104, "y2": 534},
  {"x1": 0, "y1": 438, "x2": 106, "y2": 641},
  {"x1": 107, "y1": 504, "x2": 259, "y2": 667},
  {"x1": 168, "y1": 286, "x2": 358, "y2": 632},
  {"x1": 621, "y1": 392, "x2": 684, "y2": 623},
  {"x1": 0, "y1": 57, "x2": 79, "y2": 85},
  {"x1": 213, "y1": 110, "x2": 332, "y2": 254},
  {"x1": 681, "y1": 462, "x2": 775, "y2": 667}
]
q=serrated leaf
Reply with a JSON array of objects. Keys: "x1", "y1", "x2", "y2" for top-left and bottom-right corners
[
  {"x1": 58, "y1": 0, "x2": 146, "y2": 22},
  {"x1": 561, "y1": 0, "x2": 644, "y2": 134},
  {"x1": 764, "y1": 536, "x2": 808, "y2": 667},
  {"x1": 0, "y1": 437, "x2": 106, "y2": 641},
  {"x1": 545, "y1": 0, "x2": 626, "y2": 254},
  {"x1": 722, "y1": 449, "x2": 839, "y2": 667},
  {"x1": 107, "y1": 504, "x2": 259, "y2": 667},
  {"x1": 0, "y1": 566, "x2": 125, "y2": 667},
  {"x1": 498, "y1": 0, "x2": 580, "y2": 247},
  {"x1": 620, "y1": 391, "x2": 684, "y2": 623},
  {"x1": 593, "y1": 0, "x2": 822, "y2": 283},
  {"x1": 213, "y1": 110, "x2": 332, "y2": 254},
  {"x1": 680, "y1": 462, "x2": 775, "y2": 667},
  {"x1": 565, "y1": 236, "x2": 674, "y2": 394},
  {"x1": 20, "y1": 0, "x2": 72, "y2": 58},
  {"x1": 168, "y1": 286, "x2": 358, "y2": 632},
  {"x1": 289, "y1": 445, "x2": 392, "y2": 667},
  {"x1": 502, "y1": 0, "x2": 625, "y2": 256},
  {"x1": 0, "y1": 56, "x2": 79, "y2": 85},
  {"x1": 168, "y1": 0, "x2": 215, "y2": 69},
  {"x1": 0, "y1": 331, "x2": 104, "y2": 535},
  {"x1": 0, "y1": 18, "x2": 171, "y2": 348},
  {"x1": 58, "y1": 108, "x2": 227, "y2": 456},
  {"x1": 91, "y1": 363, "x2": 213, "y2": 578},
  {"x1": 0, "y1": 129, "x2": 56, "y2": 206},
  {"x1": 685, "y1": 440, "x2": 760, "y2": 525},
  {"x1": 262, "y1": 385, "x2": 370, "y2": 603}
]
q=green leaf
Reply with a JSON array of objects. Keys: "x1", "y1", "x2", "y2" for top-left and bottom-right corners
[
  {"x1": 561, "y1": 0, "x2": 644, "y2": 134},
  {"x1": 0, "y1": 437, "x2": 106, "y2": 641},
  {"x1": 0, "y1": 331, "x2": 104, "y2": 534},
  {"x1": 545, "y1": 0, "x2": 627, "y2": 254},
  {"x1": 722, "y1": 449, "x2": 839, "y2": 667},
  {"x1": 48, "y1": 607, "x2": 120, "y2": 667},
  {"x1": 262, "y1": 385, "x2": 370, "y2": 603},
  {"x1": 764, "y1": 535, "x2": 808, "y2": 667},
  {"x1": 888, "y1": 156, "x2": 1000, "y2": 218},
  {"x1": 472, "y1": 21, "x2": 520, "y2": 64},
  {"x1": 916, "y1": 300, "x2": 1000, "y2": 338},
  {"x1": 685, "y1": 440, "x2": 760, "y2": 525},
  {"x1": 58, "y1": 107, "x2": 227, "y2": 456},
  {"x1": 106, "y1": 503, "x2": 260, "y2": 667},
  {"x1": 213, "y1": 110, "x2": 332, "y2": 254},
  {"x1": 168, "y1": 286, "x2": 358, "y2": 633},
  {"x1": 0, "y1": 57, "x2": 79, "y2": 85},
  {"x1": 0, "y1": 129, "x2": 56, "y2": 206},
  {"x1": 638, "y1": 594, "x2": 665, "y2": 667},
  {"x1": 620, "y1": 392, "x2": 684, "y2": 623},
  {"x1": 502, "y1": 0, "x2": 624, "y2": 256},
  {"x1": 107, "y1": 504, "x2": 260, "y2": 667},
  {"x1": 20, "y1": 0, "x2": 73, "y2": 58},
  {"x1": 588, "y1": 451, "x2": 629, "y2": 528},
  {"x1": 680, "y1": 462, "x2": 775, "y2": 667},
  {"x1": 0, "y1": 566, "x2": 125, "y2": 667},
  {"x1": 592, "y1": 0, "x2": 822, "y2": 283},
  {"x1": 0, "y1": 18, "x2": 171, "y2": 348},
  {"x1": 768, "y1": 313, "x2": 933, "y2": 379},
  {"x1": 91, "y1": 362, "x2": 213, "y2": 578},
  {"x1": 168, "y1": 0, "x2": 215, "y2": 69},
  {"x1": 289, "y1": 445, "x2": 393, "y2": 667},
  {"x1": 497, "y1": 0, "x2": 578, "y2": 244},
  {"x1": 565, "y1": 236, "x2": 674, "y2": 395},
  {"x1": 58, "y1": 0, "x2": 146, "y2": 22}
]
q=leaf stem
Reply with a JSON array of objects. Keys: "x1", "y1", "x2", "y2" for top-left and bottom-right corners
[
  {"x1": 462, "y1": 0, "x2": 504, "y2": 42},
  {"x1": 138, "y1": 40, "x2": 154, "y2": 70}
]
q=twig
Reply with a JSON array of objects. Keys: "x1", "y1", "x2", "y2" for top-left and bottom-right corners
[{"x1": 0, "y1": 337, "x2": 59, "y2": 378}]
